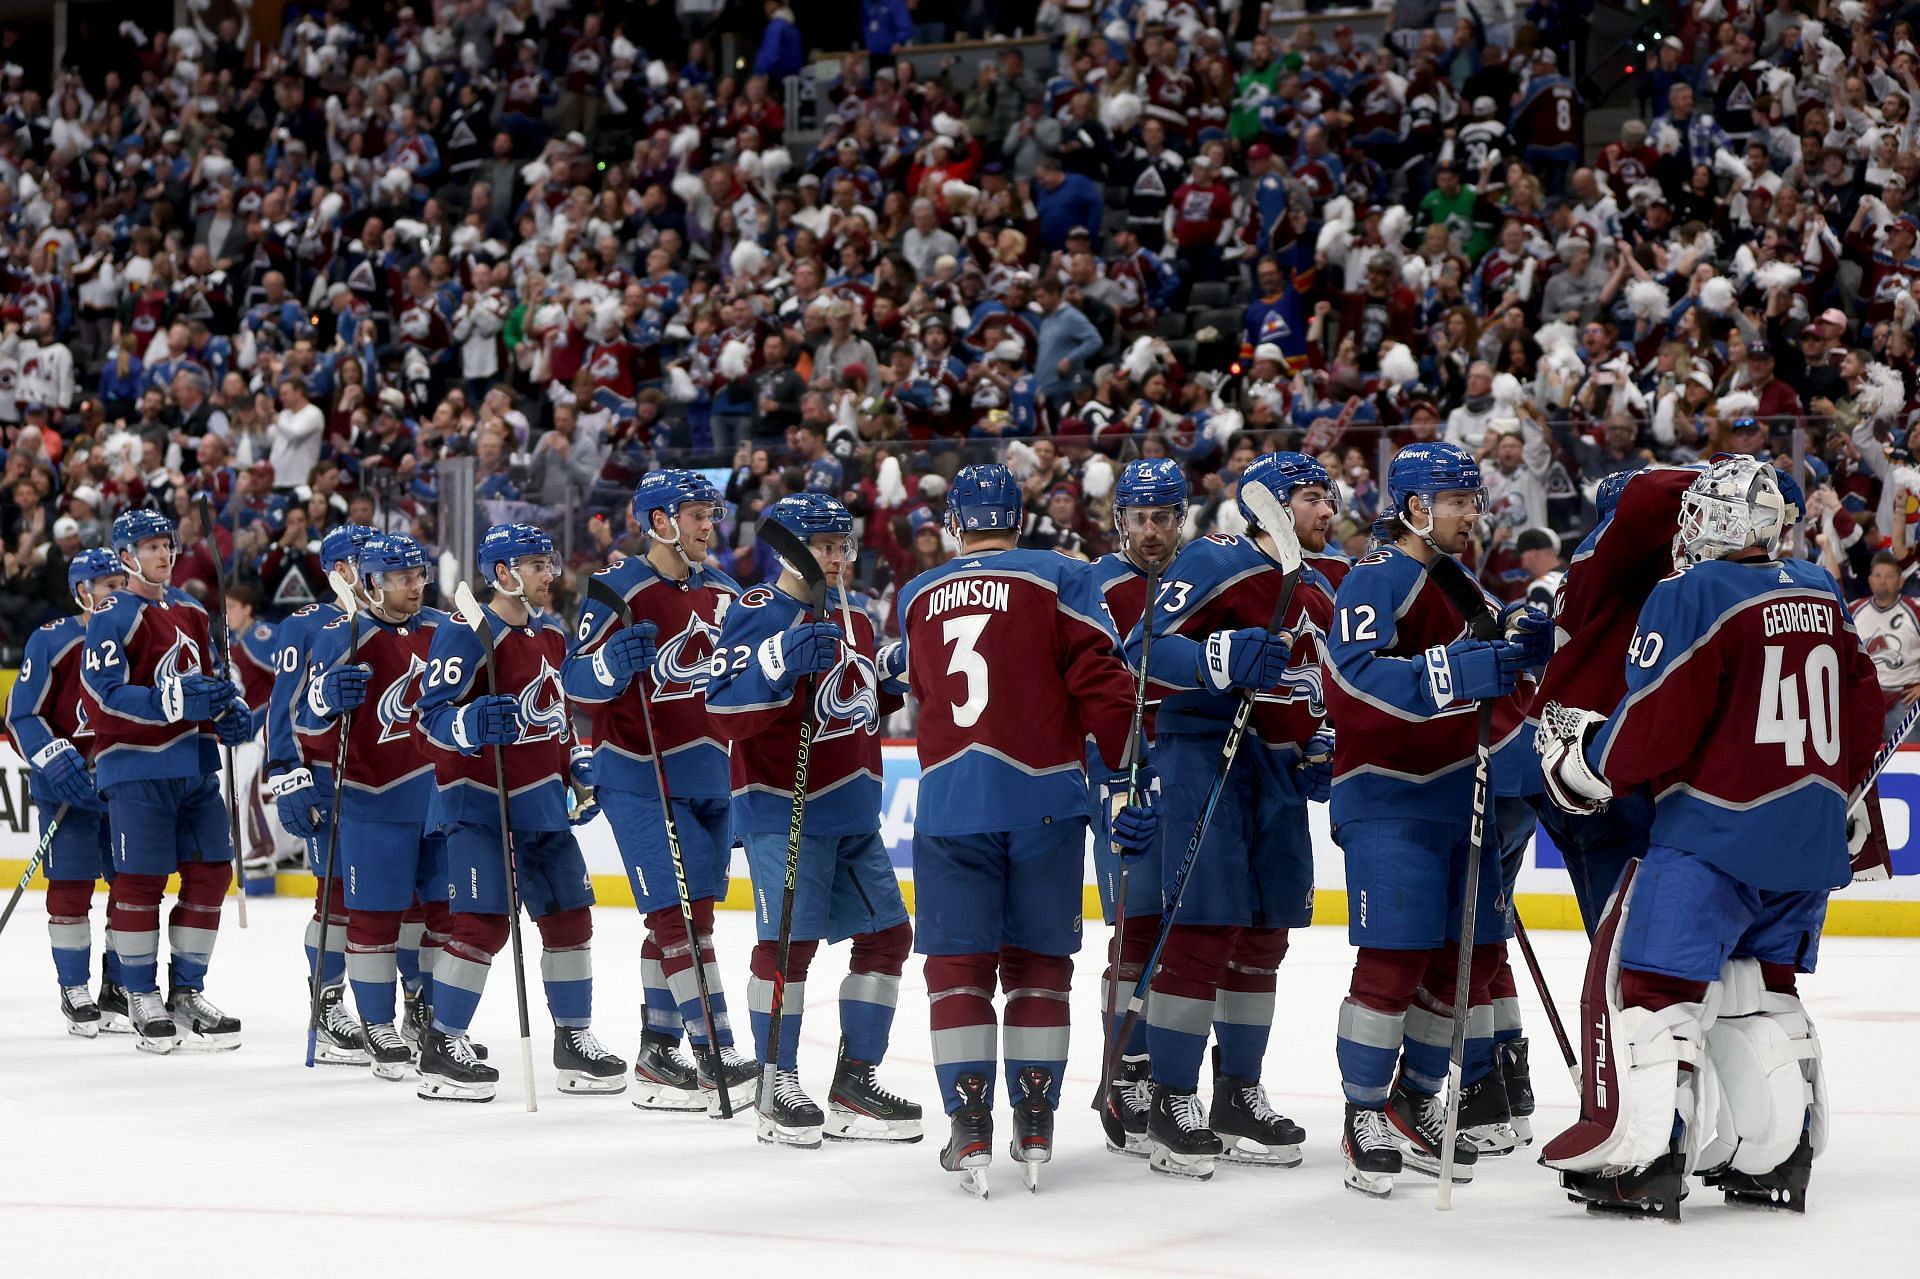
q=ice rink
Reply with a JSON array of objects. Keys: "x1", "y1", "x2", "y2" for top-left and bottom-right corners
[{"x1": 1, "y1": 894, "x2": 1914, "y2": 1277}]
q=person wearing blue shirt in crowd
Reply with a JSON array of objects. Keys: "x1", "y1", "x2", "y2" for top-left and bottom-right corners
[
  {"x1": 1032, "y1": 159, "x2": 1104, "y2": 253},
  {"x1": 862, "y1": 0, "x2": 914, "y2": 56}
]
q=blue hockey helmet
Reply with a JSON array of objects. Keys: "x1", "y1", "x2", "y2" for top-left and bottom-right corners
[
  {"x1": 321, "y1": 522, "x2": 378, "y2": 569},
  {"x1": 946, "y1": 464, "x2": 1022, "y2": 534},
  {"x1": 1237, "y1": 450, "x2": 1336, "y2": 530},
  {"x1": 358, "y1": 532, "x2": 428, "y2": 580},
  {"x1": 1593, "y1": 469, "x2": 1636, "y2": 523},
  {"x1": 1114, "y1": 458, "x2": 1189, "y2": 527},
  {"x1": 1385, "y1": 442, "x2": 1485, "y2": 526},
  {"x1": 67, "y1": 546, "x2": 123, "y2": 605},
  {"x1": 476, "y1": 522, "x2": 555, "y2": 582},
  {"x1": 763, "y1": 493, "x2": 855, "y2": 569},
  {"x1": 111, "y1": 508, "x2": 175, "y2": 554},
  {"x1": 633, "y1": 468, "x2": 728, "y2": 526}
]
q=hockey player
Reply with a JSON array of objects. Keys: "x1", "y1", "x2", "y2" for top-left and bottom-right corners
[
  {"x1": 1324, "y1": 442, "x2": 1551, "y2": 1197},
  {"x1": 1537, "y1": 456, "x2": 1881, "y2": 1217},
  {"x1": 1122, "y1": 451, "x2": 1337, "y2": 1179},
  {"x1": 6, "y1": 548, "x2": 126, "y2": 1035},
  {"x1": 416, "y1": 523, "x2": 625, "y2": 1101},
  {"x1": 562, "y1": 469, "x2": 756, "y2": 1114},
  {"x1": 297, "y1": 534, "x2": 448, "y2": 1079},
  {"x1": 225, "y1": 585, "x2": 281, "y2": 880},
  {"x1": 1088, "y1": 458, "x2": 1187, "y2": 1156},
  {"x1": 86, "y1": 509, "x2": 256, "y2": 1052},
  {"x1": 706, "y1": 494, "x2": 921, "y2": 1148},
  {"x1": 891, "y1": 463, "x2": 1160, "y2": 1195},
  {"x1": 264, "y1": 523, "x2": 377, "y2": 1064}
]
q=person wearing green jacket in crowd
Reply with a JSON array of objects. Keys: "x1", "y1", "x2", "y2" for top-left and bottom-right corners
[
  {"x1": 1231, "y1": 33, "x2": 1282, "y2": 142},
  {"x1": 1417, "y1": 162, "x2": 1498, "y2": 263}
]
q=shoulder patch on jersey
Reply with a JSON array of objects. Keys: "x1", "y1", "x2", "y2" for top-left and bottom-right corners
[
  {"x1": 321, "y1": 614, "x2": 351, "y2": 631},
  {"x1": 94, "y1": 594, "x2": 119, "y2": 612},
  {"x1": 253, "y1": 624, "x2": 273, "y2": 641},
  {"x1": 738, "y1": 586, "x2": 777, "y2": 608},
  {"x1": 294, "y1": 603, "x2": 323, "y2": 617},
  {"x1": 1355, "y1": 549, "x2": 1393, "y2": 566},
  {"x1": 37, "y1": 619, "x2": 60, "y2": 631}
]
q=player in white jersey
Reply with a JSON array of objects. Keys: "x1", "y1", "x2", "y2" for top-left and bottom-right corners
[{"x1": 1849, "y1": 551, "x2": 1920, "y2": 742}]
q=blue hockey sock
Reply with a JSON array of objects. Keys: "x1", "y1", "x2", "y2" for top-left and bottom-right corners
[
  {"x1": 839, "y1": 969, "x2": 900, "y2": 1063},
  {"x1": 1401, "y1": 1001, "x2": 1454, "y2": 1096},
  {"x1": 747, "y1": 974, "x2": 804, "y2": 1070},
  {"x1": 1145, "y1": 992, "x2": 1213, "y2": 1091},
  {"x1": 1002, "y1": 951, "x2": 1071, "y2": 1107},
  {"x1": 640, "y1": 944, "x2": 682, "y2": 1042},
  {"x1": 539, "y1": 946, "x2": 593, "y2": 1029},
  {"x1": 1464, "y1": 1002, "x2": 1497, "y2": 1087},
  {"x1": 347, "y1": 952, "x2": 399, "y2": 1027},
  {"x1": 1336, "y1": 998, "x2": 1406, "y2": 1107},
  {"x1": 431, "y1": 945, "x2": 490, "y2": 1036},
  {"x1": 396, "y1": 917, "x2": 423, "y2": 996},
  {"x1": 46, "y1": 911, "x2": 92, "y2": 988},
  {"x1": 1211, "y1": 987, "x2": 1275, "y2": 1081}
]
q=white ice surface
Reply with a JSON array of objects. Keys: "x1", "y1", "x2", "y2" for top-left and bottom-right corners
[{"x1": 1, "y1": 896, "x2": 1915, "y2": 1278}]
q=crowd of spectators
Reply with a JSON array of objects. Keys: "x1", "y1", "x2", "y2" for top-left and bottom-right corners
[{"x1": 2, "y1": 0, "x2": 1920, "y2": 662}]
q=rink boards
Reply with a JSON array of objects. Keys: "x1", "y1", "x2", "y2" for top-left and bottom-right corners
[{"x1": 4, "y1": 741, "x2": 1920, "y2": 934}]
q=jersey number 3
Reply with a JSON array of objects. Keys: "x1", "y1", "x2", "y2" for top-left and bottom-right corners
[
  {"x1": 1756, "y1": 644, "x2": 1841, "y2": 767},
  {"x1": 942, "y1": 614, "x2": 990, "y2": 729}
]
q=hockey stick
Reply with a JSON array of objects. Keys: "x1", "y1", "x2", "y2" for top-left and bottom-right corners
[
  {"x1": 453, "y1": 580, "x2": 540, "y2": 1113},
  {"x1": 1419, "y1": 552, "x2": 1503, "y2": 1210},
  {"x1": 305, "y1": 570, "x2": 361, "y2": 1068},
  {"x1": 584, "y1": 574, "x2": 732, "y2": 1119},
  {"x1": 1092, "y1": 552, "x2": 1163, "y2": 1111},
  {"x1": 1107, "y1": 488, "x2": 1303, "y2": 1067},
  {"x1": 0, "y1": 803, "x2": 71, "y2": 942},
  {"x1": 752, "y1": 517, "x2": 830, "y2": 1122},
  {"x1": 198, "y1": 494, "x2": 248, "y2": 929},
  {"x1": 1511, "y1": 911, "x2": 1579, "y2": 1088},
  {"x1": 1851, "y1": 693, "x2": 1920, "y2": 811}
]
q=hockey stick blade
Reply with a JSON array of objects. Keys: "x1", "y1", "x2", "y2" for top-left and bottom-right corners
[
  {"x1": 756, "y1": 517, "x2": 830, "y2": 613},
  {"x1": 585, "y1": 573, "x2": 634, "y2": 626},
  {"x1": 1423, "y1": 553, "x2": 1500, "y2": 640},
  {"x1": 452, "y1": 581, "x2": 489, "y2": 633},
  {"x1": 327, "y1": 569, "x2": 358, "y2": 618},
  {"x1": 1237, "y1": 483, "x2": 1304, "y2": 576}
]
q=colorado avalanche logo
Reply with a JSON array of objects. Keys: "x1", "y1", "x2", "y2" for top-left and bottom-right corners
[
  {"x1": 1254, "y1": 617, "x2": 1327, "y2": 718},
  {"x1": 375, "y1": 655, "x2": 427, "y2": 744},
  {"x1": 651, "y1": 612, "x2": 721, "y2": 703},
  {"x1": 159, "y1": 632, "x2": 204, "y2": 681},
  {"x1": 516, "y1": 658, "x2": 568, "y2": 742},
  {"x1": 73, "y1": 698, "x2": 93, "y2": 740},
  {"x1": 812, "y1": 648, "x2": 879, "y2": 743}
]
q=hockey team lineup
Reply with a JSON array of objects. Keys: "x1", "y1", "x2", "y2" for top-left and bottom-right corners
[{"x1": 0, "y1": 449, "x2": 1896, "y2": 1240}]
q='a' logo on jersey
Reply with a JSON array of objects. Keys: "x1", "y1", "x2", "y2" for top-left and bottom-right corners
[
  {"x1": 375, "y1": 654, "x2": 427, "y2": 744},
  {"x1": 516, "y1": 658, "x2": 568, "y2": 742},
  {"x1": 73, "y1": 698, "x2": 92, "y2": 740},
  {"x1": 651, "y1": 611, "x2": 721, "y2": 702},
  {"x1": 813, "y1": 648, "x2": 879, "y2": 743},
  {"x1": 1254, "y1": 616, "x2": 1328, "y2": 718},
  {"x1": 159, "y1": 632, "x2": 203, "y2": 681}
]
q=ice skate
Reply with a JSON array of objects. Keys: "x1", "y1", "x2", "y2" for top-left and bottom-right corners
[
  {"x1": 939, "y1": 1072, "x2": 994, "y2": 1199},
  {"x1": 630, "y1": 1031, "x2": 707, "y2": 1112},
  {"x1": 1457, "y1": 1072, "x2": 1520, "y2": 1156},
  {"x1": 1148, "y1": 1082, "x2": 1222, "y2": 1181},
  {"x1": 97, "y1": 982, "x2": 132, "y2": 1034},
  {"x1": 698, "y1": 1044, "x2": 759, "y2": 1117},
  {"x1": 1561, "y1": 1143, "x2": 1687, "y2": 1221},
  {"x1": 1099, "y1": 1054, "x2": 1152, "y2": 1157},
  {"x1": 313, "y1": 983, "x2": 369, "y2": 1066},
  {"x1": 554, "y1": 1027, "x2": 627, "y2": 1095},
  {"x1": 401, "y1": 991, "x2": 424, "y2": 1057},
  {"x1": 1498, "y1": 1037, "x2": 1535, "y2": 1146},
  {"x1": 1342, "y1": 1103, "x2": 1402, "y2": 1198},
  {"x1": 1387, "y1": 1083, "x2": 1477, "y2": 1183},
  {"x1": 127, "y1": 990, "x2": 175, "y2": 1055},
  {"x1": 1210, "y1": 1048, "x2": 1305, "y2": 1167},
  {"x1": 826, "y1": 1038, "x2": 922, "y2": 1142},
  {"x1": 1704, "y1": 1135, "x2": 1812, "y2": 1213},
  {"x1": 417, "y1": 1027, "x2": 497, "y2": 1102},
  {"x1": 755, "y1": 1068, "x2": 824, "y2": 1148},
  {"x1": 167, "y1": 989, "x2": 241, "y2": 1051},
  {"x1": 60, "y1": 985, "x2": 101, "y2": 1038},
  {"x1": 362, "y1": 1022, "x2": 412, "y2": 1081},
  {"x1": 1008, "y1": 1066, "x2": 1054, "y2": 1191}
]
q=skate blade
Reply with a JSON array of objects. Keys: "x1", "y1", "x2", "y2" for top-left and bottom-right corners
[
  {"x1": 1509, "y1": 1114, "x2": 1533, "y2": 1146},
  {"x1": 314, "y1": 1042, "x2": 372, "y2": 1067},
  {"x1": 1463, "y1": 1124, "x2": 1521, "y2": 1157},
  {"x1": 65, "y1": 1019, "x2": 101, "y2": 1039},
  {"x1": 556, "y1": 1070, "x2": 628, "y2": 1096},
  {"x1": 416, "y1": 1076, "x2": 496, "y2": 1103},
  {"x1": 957, "y1": 1168, "x2": 990, "y2": 1200},
  {"x1": 1148, "y1": 1146, "x2": 1217, "y2": 1181},
  {"x1": 1398, "y1": 1146, "x2": 1475, "y2": 1184},
  {"x1": 825, "y1": 1108, "x2": 924, "y2": 1143},
  {"x1": 755, "y1": 1116, "x2": 824, "y2": 1149},
  {"x1": 172, "y1": 1029, "x2": 242, "y2": 1053},
  {"x1": 1344, "y1": 1167, "x2": 1395, "y2": 1199},
  {"x1": 371, "y1": 1060, "x2": 410, "y2": 1082},
  {"x1": 134, "y1": 1034, "x2": 175, "y2": 1056},
  {"x1": 1720, "y1": 1182, "x2": 1807, "y2": 1213},
  {"x1": 1023, "y1": 1159, "x2": 1040, "y2": 1192},
  {"x1": 1105, "y1": 1132, "x2": 1153, "y2": 1159},
  {"x1": 98, "y1": 1015, "x2": 133, "y2": 1035},
  {"x1": 628, "y1": 1080, "x2": 708, "y2": 1112},
  {"x1": 1219, "y1": 1135, "x2": 1305, "y2": 1168},
  {"x1": 704, "y1": 1080, "x2": 757, "y2": 1118}
]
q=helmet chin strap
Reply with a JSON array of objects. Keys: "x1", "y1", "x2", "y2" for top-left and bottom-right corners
[
  {"x1": 120, "y1": 544, "x2": 174, "y2": 590},
  {"x1": 494, "y1": 562, "x2": 532, "y2": 604},
  {"x1": 647, "y1": 506, "x2": 701, "y2": 580}
]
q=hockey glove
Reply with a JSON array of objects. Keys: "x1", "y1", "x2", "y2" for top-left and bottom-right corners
[
  {"x1": 1202, "y1": 626, "x2": 1293, "y2": 693},
  {"x1": 1104, "y1": 766, "x2": 1162, "y2": 856},
  {"x1": 214, "y1": 697, "x2": 255, "y2": 746},
  {"x1": 1535, "y1": 702, "x2": 1613, "y2": 816},
  {"x1": 875, "y1": 640, "x2": 909, "y2": 694},
  {"x1": 569, "y1": 745, "x2": 596, "y2": 790},
  {"x1": 1498, "y1": 601, "x2": 1555, "y2": 670},
  {"x1": 593, "y1": 621, "x2": 659, "y2": 690},
  {"x1": 32, "y1": 739, "x2": 98, "y2": 810},
  {"x1": 1296, "y1": 728, "x2": 1335, "y2": 804},
  {"x1": 758, "y1": 620, "x2": 842, "y2": 692},
  {"x1": 159, "y1": 672, "x2": 237, "y2": 723},
  {"x1": 269, "y1": 768, "x2": 324, "y2": 837},
  {"x1": 453, "y1": 695, "x2": 524, "y2": 751},
  {"x1": 310, "y1": 662, "x2": 371, "y2": 718},
  {"x1": 1422, "y1": 637, "x2": 1525, "y2": 710},
  {"x1": 1849, "y1": 790, "x2": 1892, "y2": 881}
]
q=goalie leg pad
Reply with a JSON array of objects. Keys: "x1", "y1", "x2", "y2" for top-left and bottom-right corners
[
  {"x1": 1703, "y1": 958, "x2": 1826, "y2": 1176},
  {"x1": 1543, "y1": 860, "x2": 1714, "y2": 1173}
]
